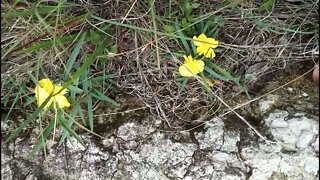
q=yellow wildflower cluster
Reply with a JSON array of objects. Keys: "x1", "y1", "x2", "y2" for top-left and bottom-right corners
[
  {"x1": 178, "y1": 33, "x2": 219, "y2": 78},
  {"x1": 34, "y1": 78, "x2": 70, "y2": 109}
]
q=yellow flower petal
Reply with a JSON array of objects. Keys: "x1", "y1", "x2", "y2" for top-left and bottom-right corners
[
  {"x1": 198, "y1": 33, "x2": 207, "y2": 39},
  {"x1": 39, "y1": 78, "x2": 54, "y2": 92},
  {"x1": 193, "y1": 34, "x2": 219, "y2": 59},
  {"x1": 183, "y1": 55, "x2": 194, "y2": 63},
  {"x1": 197, "y1": 46, "x2": 216, "y2": 59},
  {"x1": 34, "y1": 86, "x2": 53, "y2": 108},
  {"x1": 193, "y1": 36, "x2": 202, "y2": 47},
  {"x1": 189, "y1": 60, "x2": 205, "y2": 74},
  {"x1": 34, "y1": 78, "x2": 71, "y2": 110},
  {"x1": 53, "y1": 84, "x2": 68, "y2": 95},
  {"x1": 54, "y1": 94, "x2": 71, "y2": 109},
  {"x1": 179, "y1": 55, "x2": 205, "y2": 77},
  {"x1": 179, "y1": 65, "x2": 194, "y2": 77},
  {"x1": 193, "y1": 33, "x2": 208, "y2": 47},
  {"x1": 204, "y1": 48, "x2": 216, "y2": 59},
  {"x1": 207, "y1": 38, "x2": 219, "y2": 48}
]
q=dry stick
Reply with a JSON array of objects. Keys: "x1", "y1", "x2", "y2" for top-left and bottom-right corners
[
  {"x1": 93, "y1": 106, "x2": 149, "y2": 117},
  {"x1": 195, "y1": 77, "x2": 273, "y2": 144},
  {"x1": 3, "y1": 19, "x2": 84, "y2": 59},
  {"x1": 148, "y1": 0, "x2": 161, "y2": 73},
  {"x1": 120, "y1": 0, "x2": 138, "y2": 23},
  {"x1": 133, "y1": 31, "x2": 173, "y2": 128},
  {"x1": 159, "y1": 68, "x2": 315, "y2": 143}
]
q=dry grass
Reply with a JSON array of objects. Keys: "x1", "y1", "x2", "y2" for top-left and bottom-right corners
[{"x1": 1, "y1": 0, "x2": 319, "y2": 133}]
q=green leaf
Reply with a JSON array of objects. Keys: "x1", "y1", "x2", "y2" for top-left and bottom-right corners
[
  {"x1": 3, "y1": 93, "x2": 20, "y2": 122},
  {"x1": 87, "y1": 94, "x2": 94, "y2": 131},
  {"x1": 76, "y1": 101, "x2": 86, "y2": 126},
  {"x1": 5, "y1": 92, "x2": 53, "y2": 143},
  {"x1": 175, "y1": 21, "x2": 191, "y2": 54},
  {"x1": 24, "y1": 97, "x2": 37, "y2": 107},
  {"x1": 26, "y1": 119, "x2": 55, "y2": 158},
  {"x1": 88, "y1": 30, "x2": 101, "y2": 46},
  {"x1": 110, "y1": 45, "x2": 118, "y2": 53},
  {"x1": 59, "y1": 103, "x2": 79, "y2": 145},
  {"x1": 163, "y1": 25, "x2": 175, "y2": 33},
  {"x1": 91, "y1": 89, "x2": 119, "y2": 107},
  {"x1": 1, "y1": 93, "x2": 10, "y2": 106},
  {"x1": 57, "y1": 38, "x2": 109, "y2": 95},
  {"x1": 3, "y1": 5, "x2": 70, "y2": 18},
  {"x1": 259, "y1": 0, "x2": 275, "y2": 12},
  {"x1": 192, "y1": 3, "x2": 201, "y2": 8},
  {"x1": 58, "y1": 112, "x2": 84, "y2": 147},
  {"x1": 178, "y1": 78, "x2": 189, "y2": 93},
  {"x1": 23, "y1": 34, "x2": 79, "y2": 53},
  {"x1": 182, "y1": 0, "x2": 193, "y2": 19},
  {"x1": 64, "y1": 33, "x2": 87, "y2": 81},
  {"x1": 205, "y1": 60, "x2": 239, "y2": 83},
  {"x1": 204, "y1": 66, "x2": 228, "y2": 81},
  {"x1": 81, "y1": 69, "x2": 94, "y2": 131},
  {"x1": 70, "y1": 77, "x2": 79, "y2": 100},
  {"x1": 67, "y1": 84, "x2": 83, "y2": 94}
]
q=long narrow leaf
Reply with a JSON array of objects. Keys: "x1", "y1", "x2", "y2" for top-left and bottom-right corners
[
  {"x1": 178, "y1": 78, "x2": 189, "y2": 93},
  {"x1": 22, "y1": 34, "x2": 79, "y2": 53},
  {"x1": 210, "y1": 63, "x2": 237, "y2": 81},
  {"x1": 5, "y1": 92, "x2": 53, "y2": 143},
  {"x1": 77, "y1": 102, "x2": 86, "y2": 126},
  {"x1": 175, "y1": 22, "x2": 191, "y2": 53},
  {"x1": 57, "y1": 39, "x2": 109, "y2": 94},
  {"x1": 58, "y1": 112, "x2": 84, "y2": 147},
  {"x1": 64, "y1": 33, "x2": 87, "y2": 80},
  {"x1": 59, "y1": 103, "x2": 79, "y2": 145},
  {"x1": 26, "y1": 119, "x2": 55, "y2": 158},
  {"x1": 3, "y1": 6, "x2": 70, "y2": 17},
  {"x1": 81, "y1": 69, "x2": 94, "y2": 131},
  {"x1": 204, "y1": 66, "x2": 228, "y2": 81},
  {"x1": 87, "y1": 95, "x2": 94, "y2": 131},
  {"x1": 92, "y1": 89, "x2": 119, "y2": 107}
]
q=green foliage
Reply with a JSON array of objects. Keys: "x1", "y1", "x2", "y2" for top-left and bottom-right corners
[
  {"x1": 1, "y1": 4, "x2": 118, "y2": 158},
  {"x1": 180, "y1": 0, "x2": 201, "y2": 21},
  {"x1": 259, "y1": 0, "x2": 275, "y2": 12},
  {"x1": 172, "y1": 3, "x2": 249, "y2": 98}
]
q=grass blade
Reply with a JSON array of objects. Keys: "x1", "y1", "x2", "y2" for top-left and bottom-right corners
[
  {"x1": 5, "y1": 93, "x2": 52, "y2": 143},
  {"x1": 77, "y1": 102, "x2": 86, "y2": 126},
  {"x1": 58, "y1": 39, "x2": 109, "y2": 94},
  {"x1": 64, "y1": 33, "x2": 87, "y2": 80},
  {"x1": 178, "y1": 78, "x2": 189, "y2": 93},
  {"x1": 175, "y1": 21, "x2": 191, "y2": 53},
  {"x1": 92, "y1": 89, "x2": 119, "y2": 107},
  {"x1": 3, "y1": 5, "x2": 70, "y2": 18},
  {"x1": 58, "y1": 112, "x2": 84, "y2": 147},
  {"x1": 204, "y1": 66, "x2": 228, "y2": 81},
  {"x1": 205, "y1": 60, "x2": 239, "y2": 83},
  {"x1": 81, "y1": 69, "x2": 94, "y2": 131},
  {"x1": 87, "y1": 94, "x2": 94, "y2": 131},
  {"x1": 22, "y1": 34, "x2": 79, "y2": 53},
  {"x1": 67, "y1": 84, "x2": 83, "y2": 94},
  {"x1": 26, "y1": 119, "x2": 55, "y2": 158},
  {"x1": 59, "y1": 103, "x2": 79, "y2": 145}
]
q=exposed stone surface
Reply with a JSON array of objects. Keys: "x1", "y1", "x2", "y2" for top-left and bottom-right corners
[{"x1": 1, "y1": 90, "x2": 319, "y2": 180}]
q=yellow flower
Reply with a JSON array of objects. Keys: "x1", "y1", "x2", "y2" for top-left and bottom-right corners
[
  {"x1": 34, "y1": 78, "x2": 70, "y2": 109},
  {"x1": 178, "y1": 55, "x2": 205, "y2": 77},
  {"x1": 193, "y1": 33, "x2": 219, "y2": 59}
]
